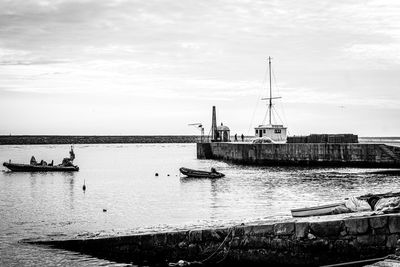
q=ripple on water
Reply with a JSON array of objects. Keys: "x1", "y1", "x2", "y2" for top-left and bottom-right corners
[{"x1": 1, "y1": 143, "x2": 400, "y2": 265}]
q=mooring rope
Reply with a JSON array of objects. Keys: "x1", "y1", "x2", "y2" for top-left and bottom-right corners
[{"x1": 168, "y1": 226, "x2": 236, "y2": 266}]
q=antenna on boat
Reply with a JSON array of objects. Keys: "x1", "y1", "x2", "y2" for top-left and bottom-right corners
[{"x1": 261, "y1": 56, "x2": 281, "y2": 125}]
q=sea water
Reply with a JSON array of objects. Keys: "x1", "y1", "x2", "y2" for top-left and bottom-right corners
[{"x1": 1, "y1": 142, "x2": 400, "y2": 266}]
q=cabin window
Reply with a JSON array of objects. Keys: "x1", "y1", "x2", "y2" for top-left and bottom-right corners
[
  {"x1": 255, "y1": 130, "x2": 258, "y2": 134},
  {"x1": 274, "y1": 129, "x2": 281, "y2": 134},
  {"x1": 263, "y1": 129, "x2": 266, "y2": 133}
]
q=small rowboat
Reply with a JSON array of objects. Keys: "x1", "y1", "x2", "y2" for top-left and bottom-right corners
[
  {"x1": 179, "y1": 167, "x2": 225, "y2": 178},
  {"x1": 3, "y1": 162, "x2": 79, "y2": 172},
  {"x1": 291, "y1": 202, "x2": 345, "y2": 217}
]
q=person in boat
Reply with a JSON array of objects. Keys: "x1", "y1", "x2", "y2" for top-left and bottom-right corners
[
  {"x1": 30, "y1": 156, "x2": 37, "y2": 165},
  {"x1": 234, "y1": 134, "x2": 238, "y2": 142},
  {"x1": 211, "y1": 167, "x2": 217, "y2": 173},
  {"x1": 241, "y1": 134, "x2": 244, "y2": 142},
  {"x1": 61, "y1": 146, "x2": 75, "y2": 166}
]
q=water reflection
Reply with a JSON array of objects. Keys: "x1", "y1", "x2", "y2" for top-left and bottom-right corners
[{"x1": 1, "y1": 144, "x2": 400, "y2": 266}]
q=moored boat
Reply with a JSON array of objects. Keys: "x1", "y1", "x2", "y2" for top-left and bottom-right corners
[
  {"x1": 179, "y1": 167, "x2": 225, "y2": 178},
  {"x1": 3, "y1": 146, "x2": 79, "y2": 172},
  {"x1": 291, "y1": 202, "x2": 346, "y2": 217},
  {"x1": 3, "y1": 162, "x2": 79, "y2": 172}
]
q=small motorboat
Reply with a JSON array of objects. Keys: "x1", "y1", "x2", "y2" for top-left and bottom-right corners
[
  {"x1": 3, "y1": 146, "x2": 79, "y2": 172},
  {"x1": 3, "y1": 162, "x2": 79, "y2": 172},
  {"x1": 291, "y1": 202, "x2": 346, "y2": 217},
  {"x1": 179, "y1": 167, "x2": 225, "y2": 178}
]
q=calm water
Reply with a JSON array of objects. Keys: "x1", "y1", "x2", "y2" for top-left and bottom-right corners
[{"x1": 1, "y1": 143, "x2": 400, "y2": 266}]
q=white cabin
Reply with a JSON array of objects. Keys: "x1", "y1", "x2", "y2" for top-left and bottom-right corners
[{"x1": 254, "y1": 124, "x2": 287, "y2": 142}]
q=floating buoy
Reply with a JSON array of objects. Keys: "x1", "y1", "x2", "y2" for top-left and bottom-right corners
[
  {"x1": 155, "y1": 173, "x2": 159, "y2": 176},
  {"x1": 83, "y1": 179, "x2": 86, "y2": 192},
  {"x1": 103, "y1": 209, "x2": 107, "y2": 212},
  {"x1": 167, "y1": 174, "x2": 170, "y2": 176}
]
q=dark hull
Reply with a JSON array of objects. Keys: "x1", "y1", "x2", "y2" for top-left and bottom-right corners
[
  {"x1": 179, "y1": 167, "x2": 224, "y2": 178},
  {"x1": 3, "y1": 162, "x2": 79, "y2": 172}
]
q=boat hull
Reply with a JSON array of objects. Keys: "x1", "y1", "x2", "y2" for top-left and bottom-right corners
[
  {"x1": 179, "y1": 167, "x2": 224, "y2": 178},
  {"x1": 3, "y1": 162, "x2": 79, "y2": 172},
  {"x1": 291, "y1": 202, "x2": 345, "y2": 217}
]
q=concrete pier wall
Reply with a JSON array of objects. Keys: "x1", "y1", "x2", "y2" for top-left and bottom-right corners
[
  {"x1": 197, "y1": 143, "x2": 400, "y2": 167},
  {"x1": 30, "y1": 214, "x2": 400, "y2": 266}
]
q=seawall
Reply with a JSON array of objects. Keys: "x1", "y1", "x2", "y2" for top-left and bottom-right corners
[
  {"x1": 28, "y1": 214, "x2": 400, "y2": 266},
  {"x1": 197, "y1": 142, "x2": 400, "y2": 168},
  {"x1": 0, "y1": 135, "x2": 201, "y2": 145}
]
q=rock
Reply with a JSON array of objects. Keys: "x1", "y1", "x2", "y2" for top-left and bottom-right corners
[
  {"x1": 295, "y1": 222, "x2": 309, "y2": 239},
  {"x1": 178, "y1": 241, "x2": 187, "y2": 249},
  {"x1": 388, "y1": 216, "x2": 400, "y2": 233},
  {"x1": 188, "y1": 243, "x2": 198, "y2": 256},
  {"x1": 369, "y1": 216, "x2": 387, "y2": 229},
  {"x1": 345, "y1": 218, "x2": 369, "y2": 235},
  {"x1": 386, "y1": 234, "x2": 400, "y2": 248},
  {"x1": 242, "y1": 225, "x2": 254, "y2": 236},
  {"x1": 274, "y1": 222, "x2": 295, "y2": 236},
  {"x1": 308, "y1": 233, "x2": 316, "y2": 240},
  {"x1": 252, "y1": 224, "x2": 274, "y2": 236},
  {"x1": 357, "y1": 234, "x2": 386, "y2": 246},
  {"x1": 153, "y1": 233, "x2": 167, "y2": 245},
  {"x1": 310, "y1": 220, "x2": 343, "y2": 237},
  {"x1": 188, "y1": 230, "x2": 202, "y2": 242}
]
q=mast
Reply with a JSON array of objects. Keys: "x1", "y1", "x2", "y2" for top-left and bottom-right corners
[
  {"x1": 268, "y1": 56, "x2": 272, "y2": 125},
  {"x1": 261, "y1": 56, "x2": 281, "y2": 126}
]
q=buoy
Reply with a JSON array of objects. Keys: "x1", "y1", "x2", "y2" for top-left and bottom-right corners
[
  {"x1": 82, "y1": 179, "x2": 86, "y2": 192},
  {"x1": 167, "y1": 174, "x2": 170, "y2": 176},
  {"x1": 155, "y1": 173, "x2": 159, "y2": 176},
  {"x1": 103, "y1": 209, "x2": 107, "y2": 212}
]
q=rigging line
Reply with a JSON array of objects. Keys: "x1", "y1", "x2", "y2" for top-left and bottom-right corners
[
  {"x1": 262, "y1": 109, "x2": 268, "y2": 125},
  {"x1": 247, "y1": 66, "x2": 269, "y2": 134},
  {"x1": 271, "y1": 63, "x2": 289, "y2": 127},
  {"x1": 272, "y1": 105, "x2": 284, "y2": 125}
]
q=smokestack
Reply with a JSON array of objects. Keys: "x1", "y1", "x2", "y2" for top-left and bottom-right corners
[{"x1": 211, "y1": 106, "x2": 217, "y2": 141}]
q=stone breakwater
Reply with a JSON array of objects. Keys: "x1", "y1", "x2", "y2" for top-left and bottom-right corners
[
  {"x1": 197, "y1": 142, "x2": 400, "y2": 168},
  {"x1": 28, "y1": 214, "x2": 400, "y2": 266},
  {"x1": 0, "y1": 135, "x2": 201, "y2": 145}
]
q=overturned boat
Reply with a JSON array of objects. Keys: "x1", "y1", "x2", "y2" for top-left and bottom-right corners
[
  {"x1": 179, "y1": 167, "x2": 225, "y2": 178},
  {"x1": 3, "y1": 146, "x2": 79, "y2": 172}
]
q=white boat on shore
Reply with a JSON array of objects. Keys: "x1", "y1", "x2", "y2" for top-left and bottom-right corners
[{"x1": 291, "y1": 202, "x2": 346, "y2": 217}]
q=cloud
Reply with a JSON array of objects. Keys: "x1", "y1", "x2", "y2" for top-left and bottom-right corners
[{"x1": 1, "y1": 0, "x2": 400, "y2": 134}]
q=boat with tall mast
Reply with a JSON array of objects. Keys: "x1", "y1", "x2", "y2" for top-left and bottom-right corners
[{"x1": 254, "y1": 57, "x2": 287, "y2": 142}]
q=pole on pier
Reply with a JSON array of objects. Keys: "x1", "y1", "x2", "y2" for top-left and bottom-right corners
[
  {"x1": 269, "y1": 56, "x2": 272, "y2": 125},
  {"x1": 211, "y1": 106, "x2": 217, "y2": 142}
]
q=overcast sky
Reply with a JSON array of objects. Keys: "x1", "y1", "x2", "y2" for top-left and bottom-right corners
[{"x1": 0, "y1": 0, "x2": 399, "y2": 136}]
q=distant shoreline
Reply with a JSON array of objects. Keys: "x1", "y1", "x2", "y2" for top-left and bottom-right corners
[
  {"x1": 0, "y1": 135, "x2": 398, "y2": 145},
  {"x1": 0, "y1": 135, "x2": 202, "y2": 145}
]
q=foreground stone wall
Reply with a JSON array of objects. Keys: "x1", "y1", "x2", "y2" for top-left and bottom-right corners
[
  {"x1": 0, "y1": 135, "x2": 201, "y2": 145},
  {"x1": 31, "y1": 214, "x2": 400, "y2": 266},
  {"x1": 197, "y1": 143, "x2": 400, "y2": 167}
]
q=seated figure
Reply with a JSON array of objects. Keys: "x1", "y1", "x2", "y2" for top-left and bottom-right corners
[{"x1": 30, "y1": 156, "x2": 37, "y2": 165}]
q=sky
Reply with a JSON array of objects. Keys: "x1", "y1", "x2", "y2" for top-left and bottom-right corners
[{"x1": 0, "y1": 0, "x2": 399, "y2": 136}]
